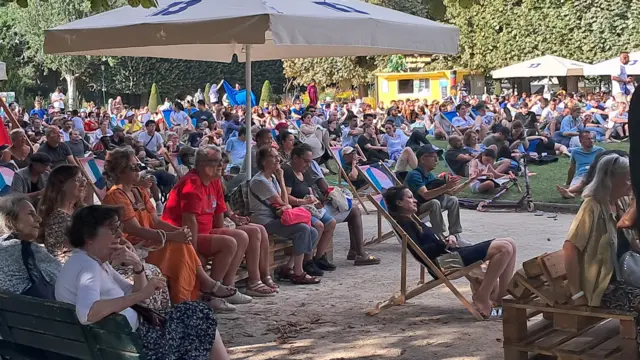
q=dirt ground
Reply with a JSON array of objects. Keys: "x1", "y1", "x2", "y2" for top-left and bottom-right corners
[{"x1": 220, "y1": 208, "x2": 574, "y2": 360}]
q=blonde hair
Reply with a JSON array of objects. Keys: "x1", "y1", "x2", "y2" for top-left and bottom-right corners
[{"x1": 582, "y1": 154, "x2": 629, "y2": 204}]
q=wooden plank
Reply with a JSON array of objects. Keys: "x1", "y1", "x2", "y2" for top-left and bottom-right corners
[
  {"x1": 2, "y1": 312, "x2": 85, "y2": 341},
  {"x1": 89, "y1": 328, "x2": 142, "y2": 353},
  {"x1": 512, "y1": 271, "x2": 555, "y2": 306},
  {"x1": 98, "y1": 348, "x2": 145, "y2": 360},
  {"x1": 523, "y1": 257, "x2": 544, "y2": 278},
  {"x1": 89, "y1": 314, "x2": 136, "y2": 335},
  {"x1": 538, "y1": 250, "x2": 566, "y2": 280},
  {"x1": 10, "y1": 328, "x2": 92, "y2": 359},
  {"x1": 554, "y1": 313, "x2": 601, "y2": 332},
  {"x1": 580, "y1": 337, "x2": 621, "y2": 360},
  {"x1": 555, "y1": 319, "x2": 618, "y2": 356},
  {"x1": 502, "y1": 299, "x2": 636, "y2": 320},
  {"x1": 530, "y1": 329, "x2": 575, "y2": 352},
  {"x1": 0, "y1": 293, "x2": 78, "y2": 324}
]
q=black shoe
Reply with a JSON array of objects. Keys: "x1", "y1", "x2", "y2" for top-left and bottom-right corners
[
  {"x1": 303, "y1": 261, "x2": 324, "y2": 277},
  {"x1": 314, "y1": 254, "x2": 337, "y2": 271}
]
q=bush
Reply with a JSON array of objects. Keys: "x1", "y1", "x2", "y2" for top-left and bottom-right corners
[
  {"x1": 204, "y1": 83, "x2": 211, "y2": 105},
  {"x1": 148, "y1": 83, "x2": 161, "y2": 112},
  {"x1": 259, "y1": 80, "x2": 275, "y2": 106}
]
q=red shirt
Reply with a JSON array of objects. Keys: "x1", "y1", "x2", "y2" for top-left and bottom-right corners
[{"x1": 161, "y1": 170, "x2": 226, "y2": 234}]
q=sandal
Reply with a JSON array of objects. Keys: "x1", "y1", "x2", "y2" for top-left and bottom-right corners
[
  {"x1": 354, "y1": 253, "x2": 381, "y2": 266},
  {"x1": 201, "y1": 280, "x2": 237, "y2": 299},
  {"x1": 245, "y1": 281, "x2": 277, "y2": 297},
  {"x1": 347, "y1": 250, "x2": 357, "y2": 261},
  {"x1": 207, "y1": 297, "x2": 237, "y2": 313},
  {"x1": 262, "y1": 276, "x2": 280, "y2": 291},
  {"x1": 275, "y1": 265, "x2": 294, "y2": 281},
  {"x1": 290, "y1": 272, "x2": 321, "y2": 285}
]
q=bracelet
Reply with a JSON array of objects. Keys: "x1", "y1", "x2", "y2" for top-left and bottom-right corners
[
  {"x1": 157, "y1": 229, "x2": 167, "y2": 246},
  {"x1": 133, "y1": 265, "x2": 144, "y2": 275},
  {"x1": 571, "y1": 291, "x2": 585, "y2": 300}
]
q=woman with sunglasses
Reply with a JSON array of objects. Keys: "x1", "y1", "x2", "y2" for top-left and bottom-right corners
[
  {"x1": 55, "y1": 205, "x2": 230, "y2": 360},
  {"x1": 101, "y1": 147, "x2": 238, "y2": 312}
]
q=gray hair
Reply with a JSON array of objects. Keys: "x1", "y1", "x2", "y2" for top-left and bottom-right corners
[
  {"x1": 9, "y1": 128, "x2": 25, "y2": 143},
  {"x1": 0, "y1": 194, "x2": 30, "y2": 234},
  {"x1": 166, "y1": 131, "x2": 178, "y2": 139},
  {"x1": 194, "y1": 145, "x2": 221, "y2": 167},
  {"x1": 582, "y1": 154, "x2": 629, "y2": 204}
]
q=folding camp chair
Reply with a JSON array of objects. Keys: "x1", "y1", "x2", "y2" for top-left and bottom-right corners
[
  {"x1": 329, "y1": 146, "x2": 371, "y2": 215},
  {"x1": 366, "y1": 194, "x2": 484, "y2": 320},
  {"x1": 357, "y1": 164, "x2": 398, "y2": 245},
  {"x1": 442, "y1": 110, "x2": 464, "y2": 136}
]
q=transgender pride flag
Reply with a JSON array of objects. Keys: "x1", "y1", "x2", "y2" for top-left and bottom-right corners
[{"x1": 0, "y1": 166, "x2": 14, "y2": 195}]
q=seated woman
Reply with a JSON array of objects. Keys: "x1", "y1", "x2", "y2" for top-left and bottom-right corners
[
  {"x1": 462, "y1": 130, "x2": 486, "y2": 156},
  {"x1": 101, "y1": 147, "x2": 238, "y2": 312},
  {"x1": 525, "y1": 133, "x2": 570, "y2": 157},
  {"x1": 1, "y1": 129, "x2": 34, "y2": 170},
  {"x1": 278, "y1": 130, "x2": 296, "y2": 164},
  {"x1": 55, "y1": 205, "x2": 229, "y2": 360},
  {"x1": 249, "y1": 146, "x2": 320, "y2": 284},
  {"x1": 381, "y1": 123, "x2": 417, "y2": 170},
  {"x1": 563, "y1": 154, "x2": 638, "y2": 331},
  {"x1": 383, "y1": 186, "x2": 516, "y2": 318},
  {"x1": 40, "y1": 164, "x2": 87, "y2": 263},
  {"x1": 0, "y1": 194, "x2": 60, "y2": 299},
  {"x1": 468, "y1": 149, "x2": 513, "y2": 194}
]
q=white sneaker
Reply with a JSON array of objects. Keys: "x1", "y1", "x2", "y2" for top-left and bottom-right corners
[
  {"x1": 225, "y1": 291, "x2": 253, "y2": 305},
  {"x1": 208, "y1": 298, "x2": 236, "y2": 313}
]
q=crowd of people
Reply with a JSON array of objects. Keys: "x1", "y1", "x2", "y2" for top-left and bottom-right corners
[{"x1": 0, "y1": 67, "x2": 637, "y2": 357}]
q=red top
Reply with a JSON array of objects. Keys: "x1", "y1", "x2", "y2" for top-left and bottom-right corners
[{"x1": 161, "y1": 169, "x2": 226, "y2": 234}]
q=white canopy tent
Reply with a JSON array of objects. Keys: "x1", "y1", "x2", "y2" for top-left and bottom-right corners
[
  {"x1": 584, "y1": 51, "x2": 640, "y2": 76},
  {"x1": 491, "y1": 55, "x2": 588, "y2": 78},
  {"x1": 44, "y1": 0, "x2": 459, "y2": 177},
  {"x1": 0, "y1": 62, "x2": 6, "y2": 81}
]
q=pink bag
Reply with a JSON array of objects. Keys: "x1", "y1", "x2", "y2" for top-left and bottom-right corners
[{"x1": 280, "y1": 207, "x2": 312, "y2": 227}]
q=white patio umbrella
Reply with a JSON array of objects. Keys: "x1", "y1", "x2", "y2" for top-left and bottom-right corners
[
  {"x1": 584, "y1": 51, "x2": 640, "y2": 76},
  {"x1": 44, "y1": 0, "x2": 459, "y2": 177},
  {"x1": 491, "y1": 55, "x2": 588, "y2": 78}
]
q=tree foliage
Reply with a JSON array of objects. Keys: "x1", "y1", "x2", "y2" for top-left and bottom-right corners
[
  {"x1": 432, "y1": 0, "x2": 640, "y2": 74},
  {"x1": 259, "y1": 80, "x2": 274, "y2": 105},
  {"x1": 4, "y1": 0, "x2": 156, "y2": 10},
  {"x1": 203, "y1": 83, "x2": 211, "y2": 104},
  {"x1": 148, "y1": 83, "x2": 160, "y2": 111}
]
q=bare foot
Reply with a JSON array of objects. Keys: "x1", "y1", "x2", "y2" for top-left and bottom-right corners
[
  {"x1": 472, "y1": 294, "x2": 492, "y2": 317},
  {"x1": 556, "y1": 185, "x2": 575, "y2": 199}
]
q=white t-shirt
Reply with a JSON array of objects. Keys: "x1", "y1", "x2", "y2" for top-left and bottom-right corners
[
  {"x1": 612, "y1": 62, "x2": 635, "y2": 96},
  {"x1": 51, "y1": 92, "x2": 65, "y2": 109},
  {"x1": 55, "y1": 250, "x2": 139, "y2": 330},
  {"x1": 137, "y1": 131, "x2": 163, "y2": 151},
  {"x1": 530, "y1": 103, "x2": 543, "y2": 116},
  {"x1": 607, "y1": 110, "x2": 628, "y2": 128},
  {"x1": 209, "y1": 84, "x2": 219, "y2": 103},
  {"x1": 170, "y1": 111, "x2": 190, "y2": 128},
  {"x1": 540, "y1": 107, "x2": 556, "y2": 123}
]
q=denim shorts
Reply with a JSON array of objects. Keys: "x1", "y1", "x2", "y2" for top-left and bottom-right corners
[{"x1": 312, "y1": 211, "x2": 335, "y2": 225}]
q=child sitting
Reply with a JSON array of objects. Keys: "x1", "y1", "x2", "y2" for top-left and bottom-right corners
[{"x1": 469, "y1": 149, "x2": 513, "y2": 193}]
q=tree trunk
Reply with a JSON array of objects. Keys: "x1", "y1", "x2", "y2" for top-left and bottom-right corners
[{"x1": 64, "y1": 73, "x2": 77, "y2": 110}]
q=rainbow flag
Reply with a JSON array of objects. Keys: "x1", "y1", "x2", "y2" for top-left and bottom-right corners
[
  {"x1": 78, "y1": 155, "x2": 106, "y2": 200},
  {"x1": 0, "y1": 166, "x2": 15, "y2": 193}
]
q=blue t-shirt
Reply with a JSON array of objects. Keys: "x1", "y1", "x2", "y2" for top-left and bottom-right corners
[
  {"x1": 29, "y1": 108, "x2": 46, "y2": 119},
  {"x1": 571, "y1": 146, "x2": 604, "y2": 178},
  {"x1": 405, "y1": 167, "x2": 437, "y2": 203},
  {"x1": 291, "y1": 107, "x2": 305, "y2": 118},
  {"x1": 386, "y1": 115, "x2": 405, "y2": 128},
  {"x1": 341, "y1": 127, "x2": 359, "y2": 147},
  {"x1": 225, "y1": 136, "x2": 247, "y2": 166},
  {"x1": 559, "y1": 115, "x2": 585, "y2": 134}
]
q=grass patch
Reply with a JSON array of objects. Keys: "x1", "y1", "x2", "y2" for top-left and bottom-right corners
[{"x1": 325, "y1": 139, "x2": 629, "y2": 205}]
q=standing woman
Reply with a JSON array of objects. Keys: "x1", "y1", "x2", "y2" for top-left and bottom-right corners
[
  {"x1": 51, "y1": 87, "x2": 66, "y2": 110},
  {"x1": 55, "y1": 205, "x2": 230, "y2": 360},
  {"x1": 1, "y1": 129, "x2": 34, "y2": 169}
]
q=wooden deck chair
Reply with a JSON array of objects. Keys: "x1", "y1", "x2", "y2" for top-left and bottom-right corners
[
  {"x1": 357, "y1": 164, "x2": 399, "y2": 245},
  {"x1": 366, "y1": 194, "x2": 484, "y2": 320},
  {"x1": 329, "y1": 146, "x2": 370, "y2": 215}
]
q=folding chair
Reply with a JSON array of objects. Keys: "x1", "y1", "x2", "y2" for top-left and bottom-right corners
[
  {"x1": 442, "y1": 110, "x2": 464, "y2": 136},
  {"x1": 366, "y1": 194, "x2": 484, "y2": 320},
  {"x1": 357, "y1": 164, "x2": 398, "y2": 245},
  {"x1": 329, "y1": 146, "x2": 370, "y2": 215}
]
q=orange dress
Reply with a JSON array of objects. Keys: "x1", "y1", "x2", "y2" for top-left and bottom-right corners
[{"x1": 102, "y1": 185, "x2": 203, "y2": 304}]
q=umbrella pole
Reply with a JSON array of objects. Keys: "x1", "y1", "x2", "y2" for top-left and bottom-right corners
[{"x1": 245, "y1": 44, "x2": 253, "y2": 179}]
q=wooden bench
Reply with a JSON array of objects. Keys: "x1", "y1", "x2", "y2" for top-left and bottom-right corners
[
  {"x1": 503, "y1": 251, "x2": 639, "y2": 360},
  {"x1": 0, "y1": 292, "x2": 144, "y2": 359}
]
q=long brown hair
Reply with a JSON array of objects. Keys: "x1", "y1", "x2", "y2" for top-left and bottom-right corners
[
  {"x1": 383, "y1": 186, "x2": 422, "y2": 233},
  {"x1": 38, "y1": 165, "x2": 84, "y2": 238}
]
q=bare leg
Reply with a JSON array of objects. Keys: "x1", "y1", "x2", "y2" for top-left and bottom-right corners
[
  {"x1": 495, "y1": 238, "x2": 517, "y2": 301},
  {"x1": 554, "y1": 144, "x2": 570, "y2": 156},
  {"x1": 198, "y1": 234, "x2": 237, "y2": 283},
  {"x1": 477, "y1": 181, "x2": 496, "y2": 193},
  {"x1": 197, "y1": 266, "x2": 235, "y2": 297},
  {"x1": 210, "y1": 228, "x2": 250, "y2": 286},
  {"x1": 346, "y1": 206, "x2": 366, "y2": 255},
  {"x1": 472, "y1": 239, "x2": 515, "y2": 315},
  {"x1": 494, "y1": 158, "x2": 511, "y2": 173},
  {"x1": 396, "y1": 147, "x2": 418, "y2": 172},
  {"x1": 209, "y1": 329, "x2": 230, "y2": 360},
  {"x1": 315, "y1": 218, "x2": 335, "y2": 258},
  {"x1": 235, "y1": 225, "x2": 262, "y2": 282}
]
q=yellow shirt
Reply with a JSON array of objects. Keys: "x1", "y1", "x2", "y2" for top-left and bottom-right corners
[{"x1": 566, "y1": 197, "x2": 619, "y2": 307}]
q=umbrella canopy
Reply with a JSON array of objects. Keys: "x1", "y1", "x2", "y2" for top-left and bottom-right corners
[
  {"x1": 584, "y1": 51, "x2": 640, "y2": 76},
  {"x1": 491, "y1": 55, "x2": 588, "y2": 79},
  {"x1": 44, "y1": 0, "x2": 459, "y2": 61}
]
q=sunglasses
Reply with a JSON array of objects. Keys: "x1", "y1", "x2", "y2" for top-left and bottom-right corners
[{"x1": 128, "y1": 163, "x2": 145, "y2": 172}]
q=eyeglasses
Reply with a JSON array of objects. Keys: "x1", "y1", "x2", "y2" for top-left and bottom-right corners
[
  {"x1": 129, "y1": 163, "x2": 143, "y2": 172},
  {"x1": 201, "y1": 158, "x2": 223, "y2": 167},
  {"x1": 109, "y1": 221, "x2": 123, "y2": 236},
  {"x1": 74, "y1": 176, "x2": 87, "y2": 185}
]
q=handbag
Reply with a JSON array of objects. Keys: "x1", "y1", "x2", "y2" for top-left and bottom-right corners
[
  {"x1": 131, "y1": 304, "x2": 166, "y2": 328},
  {"x1": 620, "y1": 251, "x2": 640, "y2": 288},
  {"x1": 20, "y1": 241, "x2": 56, "y2": 300},
  {"x1": 249, "y1": 182, "x2": 312, "y2": 226},
  {"x1": 435, "y1": 251, "x2": 465, "y2": 272}
]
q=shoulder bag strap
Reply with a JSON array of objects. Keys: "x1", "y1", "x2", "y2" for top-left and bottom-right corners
[{"x1": 20, "y1": 241, "x2": 36, "y2": 285}]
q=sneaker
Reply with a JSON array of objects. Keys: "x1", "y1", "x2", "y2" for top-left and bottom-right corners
[
  {"x1": 454, "y1": 234, "x2": 474, "y2": 247},
  {"x1": 207, "y1": 298, "x2": 236, "y2": 312},
  {"x1": 225, "y1": 291, "x2": 253, "y2": 305},
  {"x1": 303, "y1": 260, "x2": 325, "y2": 277},
  {"x1": 314, "y1": 254, "x2": 337, "y2": 271}
]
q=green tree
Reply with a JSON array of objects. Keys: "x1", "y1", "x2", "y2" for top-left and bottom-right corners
[
  {"x1": 9, "y1": 0, "x2": 120, "y2": 109},
  {"x1": 203, "y1": 83, "x2": 211, "y2": 104},
  {"x1": 5, "y1": 0, "x2": 157, "y2": 11},
  {"x1": 259, "y1": 80, "x2": 274, "y2": 105},
  {"x1": 148, "y1": 82, "x2": 161, "y2": 112}
]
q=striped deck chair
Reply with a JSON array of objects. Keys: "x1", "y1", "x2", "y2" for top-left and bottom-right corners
[
  {"x1": 366, "y1": 194, "x2": 484, "y2": 320},
  {"x1": 442, "y1": 110, "x2": 464, "y2": 136},
  {"x1": 357, "y1": 164, "x2": 398, "y2": 245},
  {"x1": 77, "y1": 155, "x2": 107, "y2": 201},
  {"x1": 329, "y1": 146, "x2": 370, "y2": 215},
  {"x1": 0, "y1": 166, "x2": 15, "y2": 196}
]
